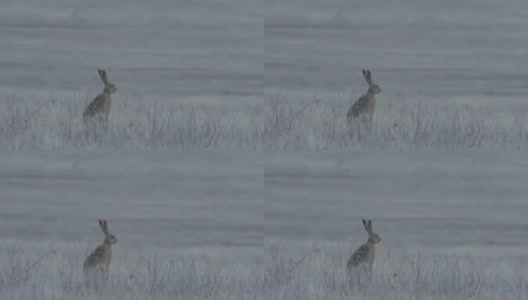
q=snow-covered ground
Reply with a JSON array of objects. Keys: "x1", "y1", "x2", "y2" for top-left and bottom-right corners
[
  {"x1": 1, "y1": 152, "x2": 528, "y2": 299},
  {"x1": 0, "y1": 152, "x2": 263, "y2": 299},
  {"x1": 264, "y1": 0, "x2": 528, "y2": 151},
  {"x1": 0, "y1": 0, "x2": 263, "y2": 150},
  {"x1": 1, "y1": 0, "x2": 528, "y2": 150},
  {"x1": 264, "y1": 152, "x2": 528, "y2": 299},
  {"x1": 2, "y1": 0, "x2": 528, "y2": 298}
]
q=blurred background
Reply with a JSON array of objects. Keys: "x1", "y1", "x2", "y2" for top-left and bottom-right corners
[
  {"x1": 0, "y1": 0, "x2": 262, "y2": 106},
  {"x1": 266, "y1": 0, "x2": 528, "y2": 107}
]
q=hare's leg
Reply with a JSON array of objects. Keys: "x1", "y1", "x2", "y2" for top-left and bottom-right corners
[
  {"x1": 357, "y1": 114, "x2": 368, "y2": 139},
  {"x1": 105, "y1": 259, "x2": 111, "y2": 274},
  {"x1": 103, "y1": 264, "x2": 109, "y2": 280},
  {"x1": 84, "y1": 118, "x2": 96, "y2": 142},
  {"x1": 357, "y1": 120, "x2": 363, "y2": 143},
  {"x1": 96, "y1": 113, "x2": 105, "y2": 131},
  {"x1": 84, "y1": 269, "x2": 96, "y2": 289},
  {"x1": 360, "y1": 113, "x2": 367, "y2": 125},
  {"x1": 91, "y1": 114, "x2": 102, "y2": 142},
  {"x1": 347, "y1": 117, "x2": 359, "y2": 142},
  {"x1": 103, "y1": 111, "x2": 109, "y2": 132},
  {"x1": 367, "y1": 111, "x2": 373, "y2": 131}
]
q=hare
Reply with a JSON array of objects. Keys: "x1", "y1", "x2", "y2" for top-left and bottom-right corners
[
  {"x1": 82, "y1": 69, "x2": 117, "y2": 129},
  {"x1": 346, "y1": 69, "x2": 381, "y2": 127},
  {"x1": 83, "y1": 219, "x2": 118, "y2": 274},
  {"x1": 347, "y1": 219, "x2": 381, "y2": 273}
]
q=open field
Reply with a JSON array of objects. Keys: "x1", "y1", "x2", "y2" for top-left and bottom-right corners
[
  {"x1": 1, "y1": 152, "x2": 528, "y2": 299},
  {"x1": 266, "y1": 0, "x2": 528, "y2": 102},
  {"x1": 1, "y1": 0, "x2": 527, "y2": 151},
  {"x1": 0, "y1": 0, "x2": 263, "y2": 151},
  {"x1": 2, "y1": 0, "x2": 528, "y2": 299},
  {"x1": 4, "y1": 93, "x2": 528, "y2": 151},
  {"x1": 265, "y1": 152, "x2": 528, "y2": 299},
  {"x1": 0, "y1": 0, "x2": 262, "y2": 105},
  {"x1": 0, "y1": 152, "x2": 262, "y2": 299},
  {"x1": 264, "y1": 0, "x2": 528, "y2": 151},
  {"x1": 264, "y1": 94, "x2": 528, "y2": 150}
]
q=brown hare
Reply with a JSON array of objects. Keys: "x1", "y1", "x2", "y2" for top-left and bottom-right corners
[
  {"x1": 83, "y1": 219, "x2": 118, "y2": 274},
  {"x1": 347, "y1": 219, "x2": 381, "y2": 274},
  {"x1": 82, "y1": 69, "x2": 117, "y2": 129},
  {"x1": 346, "y1": 69, "x2": 381, "y2": 127}
]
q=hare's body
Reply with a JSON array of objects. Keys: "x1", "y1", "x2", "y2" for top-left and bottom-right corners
[
  {"x1": 347, "y1": 93, "x2": 376, "y2": 122},
  {"x1": 82, "y1": 69, "x2": 117, "y2": 128},
  {"x1": 83, "y1": 220, "x2": 117, "y2": 274},
  {"x1": 83, "y1": 241, "x2": 113, "y2": 271},
  {"x1": 347, "y1": 239, "x2": 376, "y2": 270},
  {"x1": 347, "y1": 219, "x2": 380, "y2": 274},
  {"x1": 83, "y1": 93, "x2": 112, "y2": 123},
  {"x1": 346, "y1": 69, "x2": 381, "y2": 126}
]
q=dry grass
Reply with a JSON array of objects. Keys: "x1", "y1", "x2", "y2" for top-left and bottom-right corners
[
  {"x1": 0, "y1": 93, "x2": 262, "y2": 150},
  {"x1": 3, "y1": 91, "x2": 528, "y2": 150},
  {"x1": 1, "y1": 242, "x2": 526, "y2": 299},
  {"x1": 264, "y1": 93, "x2": 528, "y2": 150},
  {"x1": 0, "y1": 243, "x2": 262, "y2": 300}
]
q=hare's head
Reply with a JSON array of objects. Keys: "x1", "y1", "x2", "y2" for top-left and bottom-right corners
[
  {"x1": 362, "y1": 69, "x2": 381, "y2": 95},
  {"x1": 99, "y1": 219, "x2": 118, "y2": 245},
  {"x1": 363, "y1": 219, "x2": 381, "y2": 244},
  {"x1": 98, "y1": 69, "x2": 118, "y2": 94}
]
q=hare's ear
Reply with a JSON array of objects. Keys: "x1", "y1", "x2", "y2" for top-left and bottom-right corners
[
  {"x1": 363, "y1": 69, "x2": 372, "y2": 84},
  {"x1": 99, "y1": 219, "x2": 108, "y2": 234},
  {"x1": 368, "y1": 220, "x2": 373, "y2": 232},
  {"x1": 98, "y1": 69, "x2": 108, "y2": 83},
  {"x1": 362, "y1": 69, "x2": 370, "y2": 84},
  {"x1": 362, "y1": 219, "x2": 369, "y2": 233}
]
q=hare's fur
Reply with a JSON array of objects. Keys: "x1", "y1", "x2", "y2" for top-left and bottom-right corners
[
  {"x1": 83, "y1": 219, "x2": 118, "y2": 273},
  {"x1": 82, "y1": 69, "x2": 117, "y2": 128},
  {"x1": 347, "y1": 219, "x2": 381, "y2": 273},
  {"x1": 346, "y1": 69, "x2": 381, "y2": 126}
]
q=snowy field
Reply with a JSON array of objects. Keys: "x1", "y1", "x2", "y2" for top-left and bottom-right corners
[
  {"x1": 1, "y1": 152, "x2": 528, "y2": 299},
  {"x1": 265, "y1": 0, "x2": 528, "y2": 150},
  {"x1": 264, "y1": 152, "x2": 528, "y2": 299},
  {"x1": 0, "y1": 0, "x2": 262, "y2": 150},
  {"x1": 1, "y1": 1, "x2": 528, "y2": 150},
  {"x1": 2, "y1": 0, "x2": 528, "y2": 299},
  {"x1": 0, "y1": 152, "x2": 263, "y2": 299}
]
